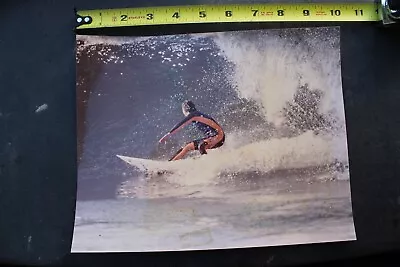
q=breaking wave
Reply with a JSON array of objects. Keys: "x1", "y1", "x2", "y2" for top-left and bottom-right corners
[{"x1": 76, "y1": 27, "x2": 350, "y2": 194}]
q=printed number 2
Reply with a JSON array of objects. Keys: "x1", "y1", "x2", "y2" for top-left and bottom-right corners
[
  {"x1": 172, "y1": 12, "x2": 180, "y2": 18},
  {"x1": 120, "y1": 15, "x2": 128, "y2": 21}
]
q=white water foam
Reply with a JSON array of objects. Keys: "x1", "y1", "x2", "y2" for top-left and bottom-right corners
[
  {"x1": 159, "y1": 28, "x2": 349, "y2": 186},
  {"x1": 120, "y1": 130, "x2": 347, "y2": 186},
  {"x1": 212, "y1": 28, "x2": 344, "y2": 128},
  {"x1": 203, "y1": 28, "x2": 350, "y2": 183}
]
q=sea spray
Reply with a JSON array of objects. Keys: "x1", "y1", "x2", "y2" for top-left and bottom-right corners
[{"x1": 76, "y1": 28, "x2": 350, "y2": 191}]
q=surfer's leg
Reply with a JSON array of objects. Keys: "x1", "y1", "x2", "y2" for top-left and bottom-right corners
[
  {"x1": 193, "y1": 139, "x2": 208, "y2": 155},
  {"x1": 169, "y1": 148, "x2": 183, "y2": 161},
  {"x1": 204, "y1": 134, "x2": 225, "y2": 150},
  {"x1": 198, "y1": 142, "x2": 207, "y2": 155},
  {"x1": 211, "y1": 134, "x2": 225, "y2": 149},
  {"x1": 169, "y1": 142, "x2": 195, "y2": 161}
]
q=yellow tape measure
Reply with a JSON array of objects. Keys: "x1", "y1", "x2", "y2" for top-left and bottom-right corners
[{"x1": 76, "y1": 2, "x2": 382, "y2": 29}]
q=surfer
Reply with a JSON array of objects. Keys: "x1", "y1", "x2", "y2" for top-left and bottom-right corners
[{"x1": 159, "y1": 100, "x2": 225, "y2": 161}]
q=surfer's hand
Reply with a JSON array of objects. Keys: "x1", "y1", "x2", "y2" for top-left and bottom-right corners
[{"x1": 159, "y1": 134, "x2": 169, "y2": 143}]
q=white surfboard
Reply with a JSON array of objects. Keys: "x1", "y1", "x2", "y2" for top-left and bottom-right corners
[{"x1": 116, "y1": 154, "x2": 200, "y2": 173}]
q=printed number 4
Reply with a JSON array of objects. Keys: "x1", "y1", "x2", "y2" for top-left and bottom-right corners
[{"x1": 172, "y1": 12, "x2": 180, "y2": 18}]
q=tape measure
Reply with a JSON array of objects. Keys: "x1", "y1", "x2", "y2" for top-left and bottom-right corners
[{"x1": 76, "y1": 2, "x2": 399, "y2": 29}]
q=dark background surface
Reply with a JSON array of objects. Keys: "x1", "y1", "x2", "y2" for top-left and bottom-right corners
[{"x1": 0, "y1": 0, "x2": 400, "y2": 266}]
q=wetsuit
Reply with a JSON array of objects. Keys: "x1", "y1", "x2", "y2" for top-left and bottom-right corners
[{"x1": 167, "y1": 111, "x2": 225, "y2": 161}]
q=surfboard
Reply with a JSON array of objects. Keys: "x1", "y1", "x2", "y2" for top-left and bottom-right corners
[
  {"x1": 116, "y1": 155, "x2": 171, "y2": 172},
  {"x1": 116, "y1": 154, "x2": 202, "y2": 174}
]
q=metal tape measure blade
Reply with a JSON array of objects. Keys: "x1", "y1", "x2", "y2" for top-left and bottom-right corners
[{"x1": 76, "y1": 3, "x2": 381, "y2": 29}]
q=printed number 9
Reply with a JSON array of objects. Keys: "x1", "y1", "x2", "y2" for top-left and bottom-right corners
[{"x1": 303, "y1": 9, "x2": 310, "y2": 16}]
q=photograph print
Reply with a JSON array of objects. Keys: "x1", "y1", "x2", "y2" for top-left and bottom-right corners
[{"x1": 72, "y1": 26, "x2": 356, "y2": 252}]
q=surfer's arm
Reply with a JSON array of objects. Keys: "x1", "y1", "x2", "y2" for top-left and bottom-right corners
[
  {"x1": 168, "y1": 114, "x2": 196, "y2": 135},
  {"x1": 159, "y1": 115, "x2": 195, "y2": 143}
]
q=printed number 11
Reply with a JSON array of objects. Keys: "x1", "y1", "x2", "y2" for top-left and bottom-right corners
[{"x1": 355, "y1": 9, "x2": 363, "y2": 16}]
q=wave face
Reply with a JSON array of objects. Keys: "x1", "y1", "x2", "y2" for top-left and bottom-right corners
[{"x1": 76, "y1": 27, "x2": 349, "y2": 198}]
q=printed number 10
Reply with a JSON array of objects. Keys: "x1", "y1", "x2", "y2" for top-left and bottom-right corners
[{"x1": 330, "y1": 9, "x2": 341, "y2": 16}]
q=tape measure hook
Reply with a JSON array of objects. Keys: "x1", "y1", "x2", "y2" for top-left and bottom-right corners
[{"x1": 76, "y1": 14, "x2": 93, "y2": 26}]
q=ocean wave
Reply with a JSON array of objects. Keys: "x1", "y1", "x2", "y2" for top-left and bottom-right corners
[{"x1": 76, "y1": 27, "x2": 350, "y2": 194}]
